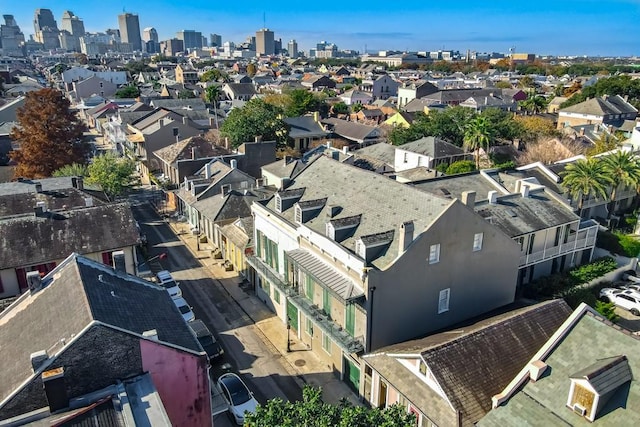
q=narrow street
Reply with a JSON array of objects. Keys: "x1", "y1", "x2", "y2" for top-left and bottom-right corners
[{"x1": 128, "y1": 193, "x2": 303, "y2": 424}]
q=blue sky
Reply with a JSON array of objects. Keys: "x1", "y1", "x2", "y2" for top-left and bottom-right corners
[{"x1": 7, "y1": 1, "x2": 640, "y2": 56}]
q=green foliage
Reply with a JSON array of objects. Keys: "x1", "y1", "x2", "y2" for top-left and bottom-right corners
[
  {"x1": 332, "y1": 102, "x2": 349, "y2": 115},
  {"x1": 560, "y1": 158, "x2": 612, "y2": 210},
  {"x1": 178, "y1": 89, "x2": 196, "y2": 99},
  {"x1": 284, "y1": 89, "x2": 327, "y2": 117},
  {"x1": 52, "y1": 163, "x2": 88, "y2": 177},
  {"x1": 597, "y1": 231, "x2": 640, "y2": 257},
  {"x1": 587, "y1": 133, "x2": 618, "y2": 156},
  {"x1": 244, "y1": 385, "x2": 415, "y2": 427},
  {"x1": 560, "y1": 75, "x2": 640, "y2": 110},
  {"x1": 115, "y1": 85, "x2": 140, "y2": 99},
  {"x1": 494, "y1": 81, "x2": 512, "y2": 89},
  {"x1": 595, "y1": 300, "x2": 620, "y2": 322},
  {"x1": 220, "y1": 98, "x2": 289, "y2": 148},
  {"x1": 86, "y1": 152, "x2": 137, "y2": 200},
  {"x1": 464, "y1": 115, "x2": 494, "y2": 169},
  {"x1": 568, "y1": 257, "x2": 618, "y2": 284},
  {"x1": 561, "y1": 286, "x2": 598, "y2": 309},
  {"x1": 435, "y1": 163, "x2": 449, "y2": 173},
  {"x1": 124, "y1": 60, "x2": 153, "y2": 73},
  {"x1": 445, "y1": 160, "x2": 476, "y2": 175},
  {"x1": 204, "y1": 85, "x2": 220, "y2": 105},
  {"x1": 200, "y1": 69, "x2": 228, "y2": 82},
  {"x1": 352, "y1": 103, "x2": 364, "y2": 113}
]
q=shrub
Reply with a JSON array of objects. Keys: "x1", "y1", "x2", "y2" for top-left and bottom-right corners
[
  {"x1": 562, "y1": 286, "x2": 597, "y2": 309},
  {"x1": 617, "y1": 233, "x2": 640, "y2": 257},
  {"x1": 596, "y1": 230, "x2": 640, "y2": 257},
  {"x1": 594, "y1": 300, "x2": 619, "y2": 322},
  {"x1": 568, "y1": 257, "x2": 618, "y2": 284},
  {"x1": 435, "y1": 163, "x2": 449, "y2": 174},
  {"x1": 445, "y1": 160, "x2": 475, "y2": 175}
]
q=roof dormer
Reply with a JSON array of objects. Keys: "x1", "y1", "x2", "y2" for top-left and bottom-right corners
[
  {"x1": 326, "y1": 214, "x2": 362, "y2": 242},
  {"x1": 294, "y1": 198, "x2": 327, "y2": 224},
  {"x1": 274, "y1": 187, "x2": 305, "y2": 213},
  {"x1": 355, "y1": 230, "x2": 394, "y2": 263}
]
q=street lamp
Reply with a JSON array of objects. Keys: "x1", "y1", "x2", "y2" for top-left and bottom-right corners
[{"x1": 286, "y1": 316, "x2": 291, "y2": 353}]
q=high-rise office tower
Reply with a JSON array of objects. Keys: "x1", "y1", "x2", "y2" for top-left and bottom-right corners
[
  {"x1": 34, "y1": 8, "x2": 59, "y2": 49},
  {"x1": 142, "y1": 27, "x2": 158, "y2": 43},
  {"x1": 210, "y1": 33, "x2": 222, "y2": 47},
  {"x1": 288, "y1": 39, "x2": 298, "y2": 58},
  {"x1": 176, "y1": 30, "x2": 202, "y2": 50},
  {"x1": 255, "y1": 28, "x2": 274, "y2": 56},
  {"x1": 1, "y1": 15, "x2": 25, "y2": 56},
  {"x1": 60, "y1": 11, "x2": 85, "y2": 36},
  {"x1": 118, "y1": 13, "x2": 142, "y2": 51}
]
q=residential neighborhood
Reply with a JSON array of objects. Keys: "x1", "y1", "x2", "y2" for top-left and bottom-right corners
[{"x1": 1, "y1": 4, "x2": 640, "y2": 426}]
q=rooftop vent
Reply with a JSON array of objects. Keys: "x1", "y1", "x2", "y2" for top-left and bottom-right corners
[
  {"x1": 30, "y1": 350, "x2": 49, "y2": 372},
  {"x1": 27, "y1": 270, "x2": 42, "y2": 293},
  {"x1": 143, "y1": 329, "x2": 158, "y2": 341}
]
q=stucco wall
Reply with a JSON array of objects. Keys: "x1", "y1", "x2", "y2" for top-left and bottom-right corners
[
  {"x1": 141, "y1": 339, "x2": 211, "y2": 427},
  {"x1": 367, "y1": 201, "x2": 519, "y2": 351}
]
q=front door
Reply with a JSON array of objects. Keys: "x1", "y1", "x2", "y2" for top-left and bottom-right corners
[
  {"x1": 344, "y1": 356, "x2": 360, "y2": 394},
  {"x1": 287, "y1": 300, "x2": 298, "y2": 331}
]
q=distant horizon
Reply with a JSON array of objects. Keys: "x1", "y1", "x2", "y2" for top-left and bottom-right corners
[{"x1": 7, "y1": 1, "x2": 640, "y2": 57}]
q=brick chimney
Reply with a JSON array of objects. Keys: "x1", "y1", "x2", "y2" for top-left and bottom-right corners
[
  {"x1": 398, "y1": 221, "x2": 414, "y2": 253},
  {"x1": 461, "y1": 191, "x2": 476, "y2": 206},
  {"x1": 42, "y1": 367, "x2": 69, "y2": 413}
]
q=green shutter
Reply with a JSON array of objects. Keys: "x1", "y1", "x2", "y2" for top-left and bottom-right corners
[
  {"x1": 256, "y1": 230, "x2": 262, "y2": 258},
  {"x1": 345, "y1": 304, "x2": 355, "y2": 336},
  {"x1": 323, "y1": 288, "x2": 331, "y2": 315},
  {"x1": 305, "y1": 275, "x2": 313, "y2": 299}
]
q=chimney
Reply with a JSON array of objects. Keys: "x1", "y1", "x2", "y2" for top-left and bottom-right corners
[
  {"x1": 488, "y1": 190, "x2": 498, "y2": 204},
  {"x1": 159, "y1": 118, "x2": 166, "y2": 127},
  {"x1": 521, "y1": 183, "x2": 530, "y2": 198},
  {"x1": 112, "y1": 250, "x2": 126, "y2": 273},
  {"x1": 84, "y1": 197, "x2": 93, "y2": 207},
  {"x1": 30, "y1": 350, "x2": 49, "y2": 372},
  {"x1": 342, "y1": 146, "x2": 349, "y2": 154},
  {"x1": 35, "y1": 182, "x2": 43, "y2": 193},
  {"x1": 528, "y1": 360, "x2": 548, "y2": 381},
  {"x1": 71, "y1": 177, "x2": 77, "y2": 188},
  {"x1": 27, "y1": 271, "x2": 42, "y2": 293},
  {"x1": 461, "y1": 190, "x2": 476, "y2": 206},
  {"x1": 209, "y1": 117, "x2": 215, "y2": 127},
  {"x1": 579, "y1": 127, "x2": 585, "y2": 136},
  {"x1": 182, "y1": 116, "x2": 188, "y2": 125},
  {"x1": 254, "y1": 136, "x2": 262, "y2": 142},
  {"x1": 42, "y1": 367, "x2": 68, "y2": 413},
  {"x1": 34, "y1": 201, "x2": 47, "y2": 217},
  {"x1": 230, "y1": 159, "x2": 237, "y2": 169},
  {"x1": 143, "y1": 329, "x2": 158, "y2": 341},
  {"x1": 204, "y1": 162, "x2": 212, "y2": 179},
  {"x1": 399, "y1": 221, "x2": 414, "y2": 253},
  {"x1": 76, "y1": 177, "x2": 84, "y2": 191},
  {"x1": 191, "y1": 147, "x2": 197, "y2": 159},
  {"x1": 313, "y1": 111, "x2": 320, "y2": 122}
]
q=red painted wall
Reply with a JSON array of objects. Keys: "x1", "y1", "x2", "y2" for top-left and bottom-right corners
[{"x1": 140, "y1": 339, "x2": 211, "y2": 427}]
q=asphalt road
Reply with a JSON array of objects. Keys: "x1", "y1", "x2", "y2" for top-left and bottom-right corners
[{"x1": 129, "y1": 193, "x2": 302, "y2": 424}]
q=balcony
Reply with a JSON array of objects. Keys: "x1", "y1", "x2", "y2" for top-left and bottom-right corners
[
  {"x1": 246, "y1": 255, "x2": 296, "y2": 297},
  {"x1": 519, "y1": 222, "x2": 598, "y2": 267},
  {"x1": 288, "y1": 294, "x2": 365, "y2": 354}
]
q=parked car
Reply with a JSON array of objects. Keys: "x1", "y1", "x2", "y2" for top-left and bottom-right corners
[
  {"x1": 189, "y1": 319, "x2": 224, "y2": 360},
  {"x1": 173, "y1": 297, "x2": 195, "y2": 322},
  {"x1": 599, "y1": 287, "x2": 640, "y2": 301},
  {"x1": 156, "y1": 270, "x2": 182, "y2": 299},
  {"x1": 609, "y1": 293, "x2": 640, "y2": 316},
  {"x1": 217, "y1": 373, "x2": 259, "y2": 425}
]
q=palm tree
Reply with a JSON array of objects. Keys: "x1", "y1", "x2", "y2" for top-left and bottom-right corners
[
  {"x1": 463, "y1": 116, "x2": 493, "y2": 169},
  {"x1": 601, "y1": 151, "x2": 640, "y2": 219},
  {"x1": 560, "y1": 158, "x2": 612, "y2": 215},
  {"x1": 205, "y1": 85, "x2": 221, "y2": 129}
]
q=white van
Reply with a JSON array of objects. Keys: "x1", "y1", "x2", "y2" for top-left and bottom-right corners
[{"x1": 155, "y1": 270, "x2": 182, "y2": 299}]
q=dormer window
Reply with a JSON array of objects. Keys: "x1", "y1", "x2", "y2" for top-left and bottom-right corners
[
  {"x1": 294, "y1": 198, "x2": 327, "y2": 224},
  {"x1": 274, "y1": 188, "x2": 306, "y2": 213},
  {"x1": 356, "y1": 230, "x2": 394, "y2": 262}
]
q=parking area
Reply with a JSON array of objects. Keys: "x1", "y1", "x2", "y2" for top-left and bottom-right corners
[{"x1": 615, "y1": 307, "x2": 640, "y2": 332}]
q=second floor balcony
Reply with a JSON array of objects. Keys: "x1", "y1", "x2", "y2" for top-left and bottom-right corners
[{"x1": 519, "y1": 220, "x2": 599, "y2": 267}]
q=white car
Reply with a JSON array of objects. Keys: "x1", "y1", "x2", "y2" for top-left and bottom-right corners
[
  {"x1": 609, "y1": 293, "x2": 640, "y2": 316},
  {"x1": 173, "y1": 297, "x2": 195, "y2": 322},
  {"x1": 156, "y1": 270, "x2": 182, "y2": 299},
  {"x1": 600, "y1": 287, "x2": 640, "y2": 301},
  {"x1": 217, "y1": 373, "x2": 259, "y2": 425}
]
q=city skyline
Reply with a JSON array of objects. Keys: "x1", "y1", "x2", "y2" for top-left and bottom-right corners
[{"x1": 6, "y1": 0, "x2": 640, "y2": 56}]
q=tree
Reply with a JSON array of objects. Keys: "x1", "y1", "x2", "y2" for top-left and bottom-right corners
[
  {"x1": 86, "y1": 151, "x2": 137, "y2": 200},
  {"x1": 446, "y1": 160, "x2": 476, "y2": 175},
  {"x1": 586, "y1": 133, "x2": 618, "y2": 156},
  {"x1": 514, "y1": 115, "x2": 559, "y2": 143},
  {"x1": 463, "y1": 116, "x2": 494, "y2": 169},
  {"x1": 560, "y1": 158, "x2": 612, "y2": 213},
  {"x1": 204, "y1": 85, "x2": 220, "y2": 105},
  {"x1": 10, "y1": 88, "x2": 89, "y2": 179},
  {"x1": 601, "y1": 151, "x2": 640, "y2": 219},
  {"x1": 178, "y1": 89, "x2": 196, "y2": 99},
  {"x1": 246, "y1": 63, "x2": 257, "y2": 77},
  {"x1": 200, "y1": 69, "x2": 227, "y2": 82},
  {"x1": 220, "y1": 98, "x2": 289, "y2": 148},
  {"x1": 285, "y1": 88, "x2": 326, "y2": 117},
  {"x1": 518, "y1": 137, "x2": 582, "y2": 165},
  {"x1": 244, "y1": 385, "x2": 415, "y2": 427},
  {"x1": 494, "y1": 81, "x2": 512, "y2": 89},
  {"x1": 115, "y1": 85, "x2": 140, "y2": 98},
  {"x1": 331, "y1": 102, "x2": 349, "y2": 115},
  {"x1": 519, "y1": 95, "x2": 547, "y2": 114},
  {"x1": 518, "y1": 76, "x2": 535, "y2": 89},
  {"x1": 480, "y1": 108, "x2": 523, "y2": 142},
  {"x1": 53, "y1": 163, "x2": 89, "y2": 177},
  {"x1": 352, "y1": 103, "x2": 363, "y2": 113},
  {"x1": 594, "y1": 300, "x2": 619, "y2": 322}
]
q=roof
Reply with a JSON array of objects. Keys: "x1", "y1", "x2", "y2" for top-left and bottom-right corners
[
  {"x1": 193, "y1": 191, "x2": 255, "y2": 223},
  {"x1": 150, "y1": 98, "x2": 207, "y2": 111},
  {"x1": 219, "y1": 217, "x2": 253, "y2": 248},
  {"x1": 411, "y1": 171, "x2": 501, "y2": 201},
  {"x1": 321, "y1": 118, "x2": 380, "y2": 143},
  {"x1": 283, "y1": 116, "x2": 329, "y2": 139},
  {"x1": 352, "y1": 142, "x2": 397, "y2": 169},
  {"x1": 154, "y1": 136, "x2": 230, "y2": 165},
  {"x1": 398, "y1": 136, "x2": 465, "y2": 158},
  {"x1": 261, "y1": 157, "x2": 301, "y2": 179},
  {"x1": 225, "y1": 83, "x2": 257, "y2": 96},
  {"x1": 0, "y1": 177, "x2": 81, "y2": 196},
  {"x1": 479, "y1": 307, "x2": 640, "y2": 426},
  {"x1": 366, "y1": 299, "x2": 572, "y2": 427},
  {"x1": 0, "y1": 254, "x2": 203, "y2": 408},
  {"x1": 570, "y1": 355, "x2": 632, "y2": 396},
  {"x1": 560, "y1": 95, "x2": 638, "y2": 117},
  {"x1": 0, "y1": 202, "x2": 141, "y2": 270},
  {"x1": 0, "y1": 187, "x2": 104, "y2": 217},
  {"x1": 424, "y1": 88, "x2": 502, "y2": 104},
  {"x1": 264, "y1": 156, "x2": 452, "y2": 269}
]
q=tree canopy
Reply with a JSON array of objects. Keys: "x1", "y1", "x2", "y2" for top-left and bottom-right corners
[
  {"x1": 115, "y1": 85, "x2": 140, "y2": 99},
  {"x1": 85, "y1": 151, "x2": 137, "y2": 200},
  {"x1": 10, "y1": 88, "x2": 89, "y2": 179},
  {"x1": 560, "y1": 158, "x2": 612, "y2": 211},
  {"x1": 560, "y1": 75, "x2": 640, "y2": 109},
  {"x1": 52, "y1": 162, "x2": 89, "y2": 177},
  {"x1": 220, "y1": 98, "x2": 289, "y2": 148},
  {"x1": 244, "y1": 385, "x2": 416, "y2": 427}
]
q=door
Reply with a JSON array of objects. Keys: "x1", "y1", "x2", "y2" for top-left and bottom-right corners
[
  {"x1": 287, "y1": 300, "x2": 299, "y2": 331},
  {"x1": 344, "y1": 356, "x2": 360, "y2": 394}
]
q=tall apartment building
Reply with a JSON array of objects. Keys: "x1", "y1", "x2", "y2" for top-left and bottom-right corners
[
  {"x1": 255, "y1": 28, "x2": 274, "y2": 56},
  {"x1": 210, "y1": 33, "x2": 222, "y2": 47},
  {"x1": 160, "y1": 38, "x2": 184, "y2": 56},
  {"x1": 118, "y1": 13, "x2": 142, "y2": 52},
  {"x1": 33, "y1": 8, "x2": 59, "y2": 49},
  {"x1": 60, "y1": 11, "x2": 85, "y2": 36},
  {"x1": 176, "y1": 29, "x2": 202, "y2": 50},
  {"x1": 288, "y1": 39, "x2": 298, "y2": 58},
  {"x1": 0, "y1": 15, "x2": 25, "y2": 56}
]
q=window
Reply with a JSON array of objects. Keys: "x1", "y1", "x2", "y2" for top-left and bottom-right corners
[
  {"x1": 403, "y1": 152, "x2": 408, "y2": 163},
  {"x1": 345, "y1": 304, "x2": 355, "y2": 336},
  {"x1": 419, "y1": 361, "x2": 427, "y2": 376},
  {"x1": 305, "y1": 318, "x2": 314, "y2": 336},
  {"x1": 305, "y1": 275, "x2": 314, "y2": 299},
  {"x1": 322, "y1": 332, "x2": 331, "y2": 354},
  {"x1": 274, "y1": 288, "x2": 280, "y2": 304},
  {"x1": 428, "y1": 244, "x2": 440, "y2": 264},
  {"x1": 473, "y1": 232, "x2": 483, "y2": 251},
  {"x1": 438, "y1": 288, "x2": 450, "y2": 314}
]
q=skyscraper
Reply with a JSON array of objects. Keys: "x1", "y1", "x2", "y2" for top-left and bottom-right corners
[
  {"x1": 288, "y1": 39, "x2": 298, "y2": 58},
  {"x1": 255, "y1": 28, "x2": 274, "y2": 56},
  {"x1": 142, "y1": 27, "x2": 158, "y2": 43},
  {"x1": 33, "y1": 8, "x2": 59, "y2": 49},
  {"x1": 176, "y1": 30, "x2": 202, "y2": 50},
  {"x1": 60, "y1": 11, "x2": 85, "y2": 36},
  {"x1": 210, "y1": 33, "x2": 222, "y2": 47},
  {"x1": 1, "y1": 15, "x2": 25, "y2": 56},
  {"x1": 118, "y1": 13, "x2": 142, "y2": 52}
]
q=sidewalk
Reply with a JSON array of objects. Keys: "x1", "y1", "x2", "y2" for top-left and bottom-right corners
[{"x1": 167, "y1": 220, "x2": 360, "y2": 406}]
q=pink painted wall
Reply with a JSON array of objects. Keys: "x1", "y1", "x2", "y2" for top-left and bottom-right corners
[{"x1": 140, "y1": 339, "x2": 211, "y2": 427}]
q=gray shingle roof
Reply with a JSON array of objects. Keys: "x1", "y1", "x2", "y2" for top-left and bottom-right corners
[
  {"x1": 321, "y1": 118, "x2": 380, "y2": 143},
  {"x1": 479, "y1": 309, "x2": 640, "y2": 426},
  {"x1": 154, "y1": 136, "x2": 230, "y2": 165},
  {"x1": 560, "y1": 95, "x2": 638, "y2": 116},
  {"x1": 283, "y1": 116, "x2": 329, "y2": 139},
  {"x1": 150, "y1": 98, "x2": 207, "y2": 111},
  {"x1": 352, "y1": 142, "x2": 396, "y2": 169},
  {"x1": 399, "y1": 136, "x2": 465, "y2": 158},
  {"x1": 0, "y1": 254, "x2": 202, "y2": 408},
  {"x1": 265, "y1": 155, "x2": 452, "y2": 269}
]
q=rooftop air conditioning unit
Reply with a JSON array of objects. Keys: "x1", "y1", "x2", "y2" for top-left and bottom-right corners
[{"x1": 573, "y1": 403, "x2": 587, "y2": 416}]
